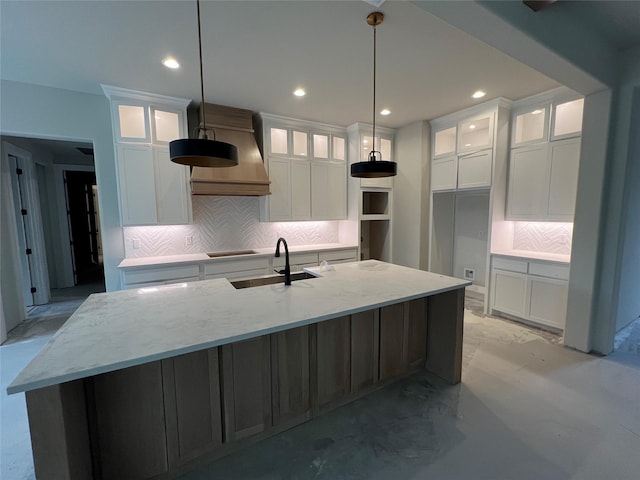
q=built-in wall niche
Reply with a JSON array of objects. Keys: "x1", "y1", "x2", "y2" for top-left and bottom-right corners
[
  {"x1": 360, "y1": 220, "x2": 391, "y2": 262},
  {"x1": 361, "y1": 191, "x2": 389, "y2": 217}
]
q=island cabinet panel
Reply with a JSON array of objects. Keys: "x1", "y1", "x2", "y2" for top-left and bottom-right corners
[
  {"x1": 162, "y1": 348, "x2": 222, "y2": 468},
  {"x1": 313, "y1": 316, "x2": 351, "y2": 410},
  {"x1": 350, "y1": 309, "x2": 379, "y2": 393},
  {"x1": 25, "y1": 381, "x2": 93, "y2": 480},
  {"x1": 407, "y1": 298, "x2": 428, "y2": 368},
  {"x1": 88, "y1": 362, "x2": 168, "y2": 480},
  {"x1": 271, "y1": 326, "x2": 311, "y2": 426},
  {"x1": 379, "y1": 303, "x2": 409, "y2": 381},
  {"x1": 426, "y1": 289, "x2": 464, "y2": 384},
  {"x1": 221, "y1": 337, "x2": 272, "y2": 441}
]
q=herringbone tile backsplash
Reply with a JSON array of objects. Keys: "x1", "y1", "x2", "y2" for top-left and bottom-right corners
[
  {"x1": 513, "y1": 222, "x2": 573, "y2": 254},
  {"x1": 123, "y1": 196, "x2": 339, "y2": 257}
]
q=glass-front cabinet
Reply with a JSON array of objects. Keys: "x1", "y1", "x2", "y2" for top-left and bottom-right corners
[
  {"x1": 434, "y1": 126, "x2": 457, "y2": 158},
  {"x1": 457, "y1": 114, "x2": 494, "y2": 153},
  {"x1": 512, "y1": 104, "x2": 549, "y2": 146},
  {"x1": 551, "y1": 98, "x2": 584, "y2": 140}
]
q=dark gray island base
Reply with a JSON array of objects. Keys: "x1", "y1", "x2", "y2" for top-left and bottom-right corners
[{"x1": 25, "y1": 287, "x2": 464, "y2": 479}]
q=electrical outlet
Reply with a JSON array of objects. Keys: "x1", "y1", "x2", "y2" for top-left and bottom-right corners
[
  {"x1": 185, "y1": 235, "x2": 193, "y2": 246},
  {"x1": 464, "y1": 268, "x2": 475, "y2": 280},
  {"x1": 132, "y1": 238, "x2": 140, "y2": 249}
]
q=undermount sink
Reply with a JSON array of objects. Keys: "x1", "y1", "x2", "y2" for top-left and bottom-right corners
[
  {"x1": 207, "y1": 250, "x2": 257, "y2": 258},
  {"x1": 231, "y1": 272, "x2": 317, "y2": 289}
]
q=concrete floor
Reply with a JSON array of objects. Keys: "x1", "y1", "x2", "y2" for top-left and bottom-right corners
[{"x1": 1, "y1": 302, "x2": 638, "y2": 479}]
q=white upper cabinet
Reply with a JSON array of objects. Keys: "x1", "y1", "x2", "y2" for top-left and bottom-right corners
[
  {"x1": 102, "y1": 85, "x2": 191, "y2": 227},
  {"x1": 312, "y1": 133, "x2": 329, "y2": 160},
  {"x1": 512, "y1": 105, "x2": 549, "y2": 146},
  {"x1": 434, "y1": 126, "x2": 456, "y2": 158},
  {"x1": 506, "y1": 89, "x2": 583, "y2": 221},
  {"x1": 116, "y1": 103, "x2": 150, "y2": 142},
  {"x1": 551, "y1": 98, "x2": 584, "y2": 140},
  {"x1": 457, "y1": 150, "x2": 492, "y2": 190},
  {"x1": 259, "y1": 113, "x2": 347, "y2": 222},
  {"x1": 269, "y1": 128, "x2": 288, "y2": 155},
  {"x1": 332, "y1": 135, "x2": 346, "y2": 161},
  {"x1": 457, "y1": 114, "x2": 493, "y2": 153},
  {"x1": 267, "y1": 127, "x2": 309, "y2": 158},
  {"x1": 507, "y1": 138, "x2": 580, "y2": 221},
  {"x1": 292, "y1": 130, "x2": 308, "y2": 157},
  {"x1": 431, "y1": 156, "x2": 457, "y2": 192}
]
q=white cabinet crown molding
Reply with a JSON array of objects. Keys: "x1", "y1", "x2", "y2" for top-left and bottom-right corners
[{"x1": 101, "y1": 84, "x2": 191, "y2": 109}]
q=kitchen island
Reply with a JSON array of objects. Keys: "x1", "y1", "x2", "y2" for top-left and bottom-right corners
[{"x1": 9, "y1": 260, "x2": 469, "y2": 479}]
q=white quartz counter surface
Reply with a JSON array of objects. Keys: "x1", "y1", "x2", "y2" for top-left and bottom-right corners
[
  {"x1": 9, "y1": 261, "x2": 469, "y2": 394},
  {"x1": 118, "y1": 243, "x2": 358, "y2": 269},
  {"x1": 491, "y1": 250, "x2": 571, "y2": 264}
]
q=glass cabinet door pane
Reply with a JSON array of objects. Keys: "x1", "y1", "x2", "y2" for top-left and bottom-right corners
[
  {"x1": 553, "y1": 98, "x2": 584, "y2": 138},
  {"x1": 153, "y1": 109, "x2": 180, "y2": 142},
  {"x1": 118, "y1": 105, "x2": 147, "y2": 139},
  {"x1": 332, "y1": 136, "x2": 345, "y2": 161},
  {"x1": 459, "y1": 116, "x2": 491, "y2": 150},
  {"x1": 270, "y1": 128, "x2": 288, "y2": 155},
  {"x1": 293, "y1": 131, "x2": 308, "y2": 156},
  {"x1": 514, "y1": 108, "x2": 546, "y2": 144},
  {"x1": 361, "y1": 135, "x2": 374, "y2": 160},
  {"x1": 313, "y1": 134, "x2": 329, "y2": 159},
  {"x1": 434, "y1": 127, "x2": 456, "y2": 156},
  {"x1": 380, "y1": 138, "x2": 392, "y2": 160}
]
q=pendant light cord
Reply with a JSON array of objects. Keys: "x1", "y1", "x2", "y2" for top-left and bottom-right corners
[
  {"x1": 197, "y1": 0, "x2": 208, "y2": 139},
  {"x1": 371, "y1": 22, "x2": 377, "y2": 161}
]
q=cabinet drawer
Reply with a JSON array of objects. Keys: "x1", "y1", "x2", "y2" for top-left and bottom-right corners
[
  {"x1": 273, "y1": 252, "x2": 318, "y2": 269},
  {"x1": 528, "y1": 262, "x2": 570, "y2": 280},
  {"x1": 204, "y1": 257, "x2": 270, "y2": 276},
  {"x1": 123, "y1": 265, "x2": 200, "y2": 285},
  {"x1": 492, "y1": 257, "x2": 528, "y2": 273},
  {"x1": 319, "y1": 249, "x2": 358, "y2": 263}
]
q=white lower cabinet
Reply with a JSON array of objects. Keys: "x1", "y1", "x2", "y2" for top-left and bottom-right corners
[
  {"x1": 122, "y1": 265, "x2": 200, "y2": 290},
  {"x1": 204, "y1": 257, "x2": 271, "y2": 280},
  {"x1": 528, "y1": 276, "x2": 568, "y2": 328},
  {"x1": 490, "y1": 256, "x2": 569, "y2": 330},
  {"x1": 491, "y1": 270, "x2": 528, "y2": 318}
]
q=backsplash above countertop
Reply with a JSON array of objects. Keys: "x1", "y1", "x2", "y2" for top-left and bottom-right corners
[
  {"x1": 512, "y1": 222, "x2": 573, "y2": 255},
  {"x1": 123, "y1": 196, "x2": 340, "y2": 258}
]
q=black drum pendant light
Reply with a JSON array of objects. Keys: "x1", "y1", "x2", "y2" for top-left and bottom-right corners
[
  {"x1": 170, "y1": 0, "x2": 238, "y2": 167},
  {"x1": 351, "y1": 12, "x2": 397, "y2": 178}
]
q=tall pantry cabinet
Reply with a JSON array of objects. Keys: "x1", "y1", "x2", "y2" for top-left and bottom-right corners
[{"x1": 428, "y1": 98, "x2": 512, "y2": 309}]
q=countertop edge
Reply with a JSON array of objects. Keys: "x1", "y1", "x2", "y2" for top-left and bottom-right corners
[
  {"x1": 7, "y1": 279, "x2": 468, "y2": 395},
  {"x1": 491, "y1": 250, "x2": 571, "y2": 264},
  {"x1": 118, "y1": 244, "x2": 359, "y2": 269}
]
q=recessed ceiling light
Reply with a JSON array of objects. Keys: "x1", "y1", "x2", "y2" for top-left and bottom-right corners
[
  {"x1": 293, "y1": 88, "x2": 306, "y2": 97},
  {"x1": 469, "y1": 124, "x2": 476, "y2": 129},
  {"x1": 380, "y1": 109, "x2": 391, "y2": 116},
  {"x1": 363, "y1": 139, "x2": 369, "y2": 144},
  {"x1": 162, "y1": 56, "x2": 180, "y2": 69},
  {"x1": 472, "y1": 90, "x2": 486, "y2": 99},
  {"x1": 465, "y1": 143, "x2": 472, "y2": 147},
  {"x1": 531, "y1": 109, "x2": 543, "y2": 115}
]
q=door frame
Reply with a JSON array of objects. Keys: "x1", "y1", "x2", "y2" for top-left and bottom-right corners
[{"x1": 2, "y1": 141, "x2": 50, "y2": 306}]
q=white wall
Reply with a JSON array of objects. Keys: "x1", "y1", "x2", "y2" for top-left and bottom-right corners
[
  {"x1": 393, "y1": 121, "x2": 430, "y2": 269},
  {"x1": 454, "y1": 193, "x2": 489, "y2": 286},
  {"x1": 0, "y1": 80, "x2": 123, "y2": 293}
]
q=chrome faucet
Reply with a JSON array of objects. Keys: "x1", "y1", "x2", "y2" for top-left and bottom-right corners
[{"x1": 274, "y1": 237, "x2": 291, "y2": 286}]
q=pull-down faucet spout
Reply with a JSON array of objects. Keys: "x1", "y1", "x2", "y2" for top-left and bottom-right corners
[{"x1": 274, "y1": 238, "x2": 291, "y2": 286}]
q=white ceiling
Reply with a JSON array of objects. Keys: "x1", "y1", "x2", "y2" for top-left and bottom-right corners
[{"x1": 0, "y1": 0, "x2": 568, "y2": 129}]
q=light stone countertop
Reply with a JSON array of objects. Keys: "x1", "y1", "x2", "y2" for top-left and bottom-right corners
[
  {"x1": 491, "y1": 250, "x2": 571, "y2": 264},
  {"x1": 118, "y1": 243, "x2": 358, "y2": 269},
  {"x1": 8, "y1": 260, "x2": 469, "y2": 395}
]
